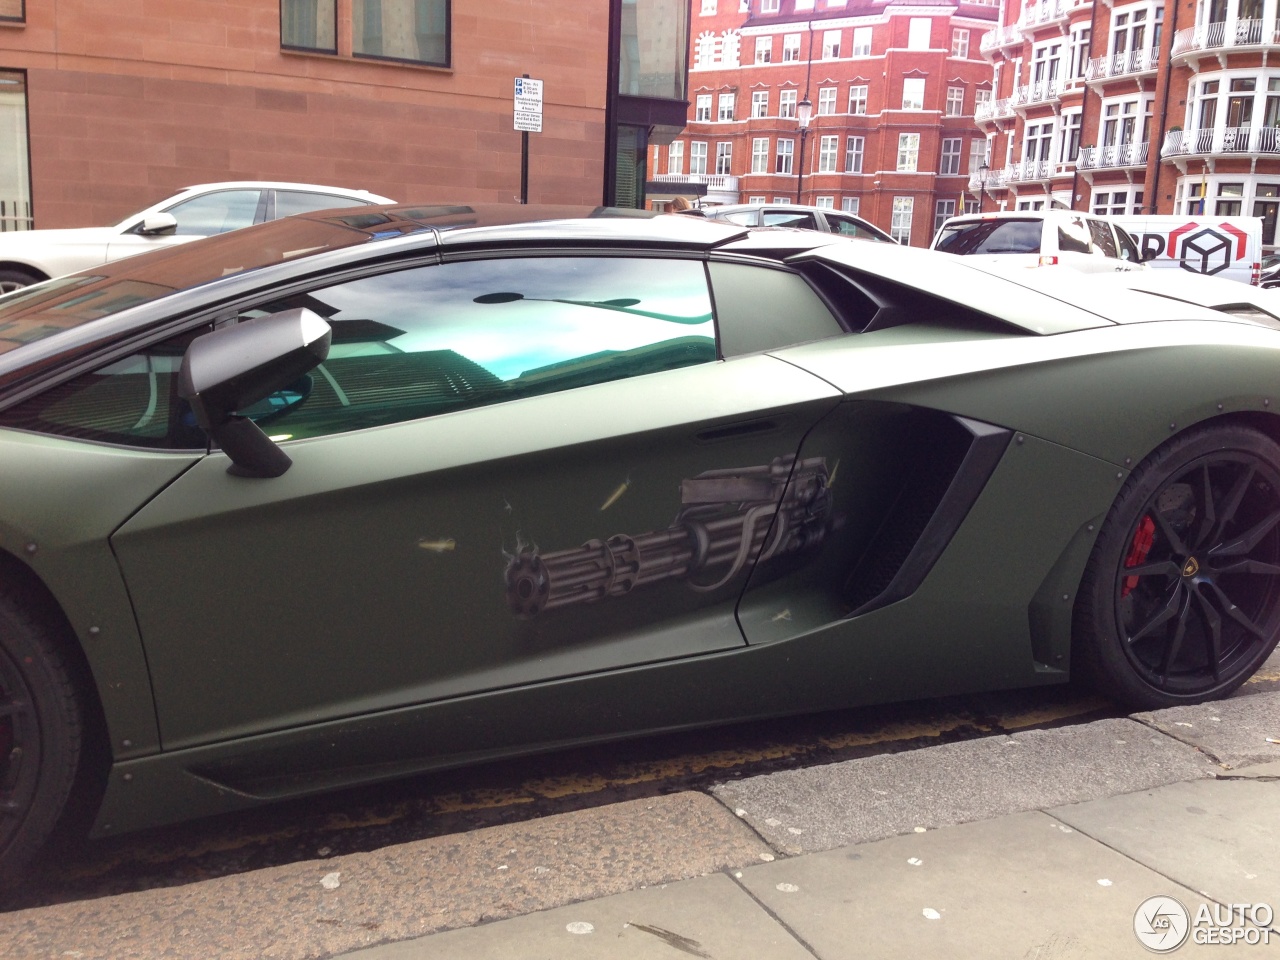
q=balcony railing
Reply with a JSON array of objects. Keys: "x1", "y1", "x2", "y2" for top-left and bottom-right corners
[
  {"x1": 1162, "y1": 125, "x2": 1280, "y2": 157},
  {"x1": 1012, "y1": 77, "x2": 1064, "y2": 108},
  {"x1": 1084, "y1": 47, "x2": 1160, "y2": 82},
  {"x1": 968, "y1": 168, "x2": 1009, "y2": 193},
  {"x1": 1172, "y1": 19, "x2": 1279, "y2": 57},
  {"x1": 979, "y1": 24, "x2": 1022, "y2": 55},
  {"x1": 1004, "y1": 158, "x2": 1067, "y2": 183},
  {"x1": 649, "y1": 173, "x2": 740, "y2": 190},
  {"x1": 974, "y1": 96, "x2": 1015, "y2": 124},
  {"x1": 1077, "y1": 141, "x2": 1150, "y2": 169},
  {"x1": 1019, "y1": 0, "x2": 1067, "y2": 29}
]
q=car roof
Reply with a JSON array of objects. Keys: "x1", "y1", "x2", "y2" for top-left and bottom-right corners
[{"x1": 173, "y1": 181, "x2": 390, "y2": 197}]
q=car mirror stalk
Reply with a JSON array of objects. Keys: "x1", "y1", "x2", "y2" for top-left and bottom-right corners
[{"x1": 179, "y1": 307, "x2": 331, "y2": 478}]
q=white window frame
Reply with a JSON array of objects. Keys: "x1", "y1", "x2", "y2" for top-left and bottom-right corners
[
  {"x1": 908, "y1": 18, "x2": 931, "y2": 51},
  {"x1": 818, "y1": 134, "x2": 839, "y2": 172},
  {"x1": 849, "y1": 85, "x2": 868, "y2": 115},
  {"x1": 755, "y1": 36, "x2": 771, "y2": 63},
  {"x1": 940, "y1": 137, "x2": 962, "y2": 175},
  {"x1": 783, "y1": 34, "x2": 801, "y2": 62},
  {"x1": 716, "y1": 141, "x2": 733, "y2": 175},
  {"x1": 945, "y1": 85, "x2": 964, "y2": 117},
  {"x1": 667, "y1": 140, "x2": 684, "y2": 175},
  {"x1": 842, "y1": 197, "x2": 860, "y2": 214},
  {"x1": 852, "y1": 26, "x2": 872, "y2": 56},
  {"x1": 695, "y1": 94, "x2": 712, "y2": 122},
  {"x1": 690, "y1": 141, "x2": 708, "y2": 175},
  {"x1": 902, "y1": 77, "x2": 925, "y2": 110},
  {"x1": 845, "y1": 135, "x2": 864, "y2": 173},
  {"x1": 780, "y1": 88, "x2": 798, "y2": 118},
  {"x1": 761, "y1": 0, "x2": 779, "y2": 11},
  {"x1": 891, "y1": 196, "x2": 914, "y2": 244},
  {"x1": 934, "y1": 198, "x2": 957, "y2": 232},
  {"x1": 818, "y1": 87, "x2": 837, "y2": 115},
  {"x1": 816, "y1": 196, "x2": 834, "y2": 208},
  {"x1": 700, "y1": 0, "x2": 716, "y2": 14},
  {"x1": 822, "y1": 29, "x2": 841, "y2": 59},
  {"x1": 951, "y1": 28, "x2": 969, "y2": 58},
  {"x1": 718, "y1": 93, "x2": 735, "y2": 122},
  {"x1": 751, "y1": 90, "x2": 769, "y2": 118},
  {"x1": 776, "y1": 138, "x2": 794, "y2": 174},
  {"x1": 897, "y1": 133, "x2": 920, "y2": 171},
  {"x1": 751, "y1": 137, "x2": 769, "y2": 173}
]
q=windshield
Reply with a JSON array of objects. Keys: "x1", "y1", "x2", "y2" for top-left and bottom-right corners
[{"x1": 934, "y1": 219, "x2": 1043, "y2": 255}]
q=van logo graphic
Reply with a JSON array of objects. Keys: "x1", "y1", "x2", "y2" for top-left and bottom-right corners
[{"x1": 1167, "y1": 222, "x2": 1249, "y2": 276}]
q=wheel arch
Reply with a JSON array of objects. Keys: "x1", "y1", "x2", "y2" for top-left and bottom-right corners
[{"x1": 0, "y1": 261, "x2": 49, "y2": 283}]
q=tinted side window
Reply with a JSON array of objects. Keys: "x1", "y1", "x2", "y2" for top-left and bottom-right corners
[
  {"x1": 1057, "y1": 217, "x2": 1092, "y2": 254},
  {"x1": 161, "y1": 190, "x2": 263, "y2": 235},
  {"x1": 0, "y1": 329, "x2": 208, "y2": 449},
  {"x1": 935, "y1": 220, "x2": 1042, "y2": 254},
  {"x1": 1087, "y1": 218, "x2": 1118, "y2": 257},
  {"x1": 711, "y1": 261, "x2": 844, "y2": 356},
  {"x1": 240, "y1": 257, "x2": 717, "y2": 440},
  {"x1": 826, "y1": 214, "x2": 887, "y2": 241},
  {"x1": 763, "y1": 211, "x2": 819, "y2": 229},
  {"x1": 1115, "y1": 226, "x2": 1141, "y2": 261}
]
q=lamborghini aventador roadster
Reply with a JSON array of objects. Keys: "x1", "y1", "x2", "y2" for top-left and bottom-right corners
[{"x1": 1, "y1": 203, "x2": 1279, "y2": 882}]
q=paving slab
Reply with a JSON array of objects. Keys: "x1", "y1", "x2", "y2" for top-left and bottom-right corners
[
  {"x1": 1230, "y1": 759, "x2": 1280, "y2": 778},
  {"x1": 1132, "y1": 691, "x2": 1280, "y2": 770},
  {"x1": 737, "y1": 809, "x2": 1216, "y2": 959},
  {"x1": 712, "y1": 718, "x2": 1217, "y2": 854},
  {"x1": 337, "y1": 871, "x2": 814, "y2": 960},
  {"x1": 1052, "y1": 777, "x2": 1280, "y2": 911},
  {"x1": 1, "y1": 792, "x2": 766, "y2": 960}
]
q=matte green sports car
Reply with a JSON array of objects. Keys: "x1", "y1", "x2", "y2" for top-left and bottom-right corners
[{"x1": 2, "y1": 204, "x2": 1279, "y2": 881}]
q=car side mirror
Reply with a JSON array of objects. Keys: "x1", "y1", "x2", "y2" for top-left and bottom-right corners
[
  {"x1": 179, "y1": 308, "x2": 331, "y2": 478},
  {"x1": 138, "y1": 212, "x2": 178, "y2": 236}
]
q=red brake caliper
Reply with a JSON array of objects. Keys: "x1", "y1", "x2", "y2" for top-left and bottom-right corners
[{"x1": 1122, "y1": 515, "x2": 1156, "y2": 597}]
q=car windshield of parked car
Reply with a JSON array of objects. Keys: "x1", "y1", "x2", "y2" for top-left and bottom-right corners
[{"x1": 934, "y1": 219, "x2": 1042, "y2": 255}]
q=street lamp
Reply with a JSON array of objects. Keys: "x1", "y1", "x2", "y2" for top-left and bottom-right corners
[
  {"x1": 976, "y1": 161, "x2": 990, "y2": 213},
  {"x1": 794, "y1": 96, "x2": 813, "y2": 204}
]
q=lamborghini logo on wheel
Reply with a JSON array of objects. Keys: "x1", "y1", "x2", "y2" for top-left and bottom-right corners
[{"x1": 1182, "y1": 557, "x2": 1200, "y2": 578}]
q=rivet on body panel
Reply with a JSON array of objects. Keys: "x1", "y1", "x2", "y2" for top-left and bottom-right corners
[
  {"x1": 122, "y1": 773, "x2": 133, "y2": 782},
  {"x1": 88, "y1": 626, "x2": 101, "y2": 638},
  {"x1": 1015, "y1": 435, "x2": 1024, "y2": 445},
  {"x1": 23, "y1": 543, "x2": 36, "y2": 555},
  {"x1": 121, "y1": 739, "x2": 133, "y2": 748}
]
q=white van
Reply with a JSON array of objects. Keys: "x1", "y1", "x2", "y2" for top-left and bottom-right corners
[
  {"x1": 930, "y1": 210, "x2": 1145, "y2": 273},
  {"x1": 1108, "y1": 215, "x2": 1262, "y2": 286}
]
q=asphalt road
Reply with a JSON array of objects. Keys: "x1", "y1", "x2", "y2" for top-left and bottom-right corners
[{"x1": 9, "y1": 649, "x2": 1278, "y2": 915}]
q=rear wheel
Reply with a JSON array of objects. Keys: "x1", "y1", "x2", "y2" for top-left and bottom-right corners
[
  {"x1": 1076, "y1": 425, "x2": 1280, "y2": 709},
  {"x1": 0, "y1": 269, "x2": 41, "y2": 295},
  {"x1": 0, "y1": 583, "x2": 83, "y2": 888}
]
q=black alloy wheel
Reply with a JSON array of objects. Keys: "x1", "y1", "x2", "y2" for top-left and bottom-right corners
[
  {"x1": 1077, "y1": 425, "x2": 1280, "y2": 709},
  {"x1": 0, "y1": 584, "x2": 83, "y2": 888}
]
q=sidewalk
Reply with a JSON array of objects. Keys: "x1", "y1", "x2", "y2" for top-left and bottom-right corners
[{"x1": 335, "y1": 693, "x2": 1280, "y2": 960}]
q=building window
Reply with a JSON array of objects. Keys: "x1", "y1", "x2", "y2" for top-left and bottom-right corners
[
  {"x1": 718, "y1": 93, "x2": 736, "y2": 121},
  {"x1": 897, "y1": 133, "x2": 920, "y2": 172},
  {"x1": 748, "y1": 195, "x2": 767, "y2": 203},
  {"x1": 963, "y1": 198, "x2": 980, "y2": 214},
  {"x1": 695, "y1": 94, "x2": 712, "y2": 122},
  {"x1": 891, "y1": 196, "x2": 914, "y2": 244},
  {"x1": 934, "y1": 199, "x2": 957, "y2": 232},
  {"x1": 751, "y1": 91, "x2": 769, "y2": 118},
  {"x1": 946, "y1": 86, "x2": 964, "y2": 117},
  {"x1": 761, "y1": 0, "x2": 779, "y2": 10},
  {"x1": 816, "y1": 196, "x2": 834, "y2": 208},
  {"x1": 773, "y1": 197, "x2": 791, "y2": 204},
  {"x1": 849, "y1": 85, "x2": 868, "y2": 115},
  {"x1": 282, "y1": 0, "x2": 337, "y2": 52},
  {"x1": 755, "y1": 37, "x2": 772, "y2": 63},
  {"x1": 783, "y1": 34, "x2": 801, "y2": 61},
  {"x1": 752, "y1": 138, "x2": 770, "y2": 173},
  {"x1": 667, "y1": 140, "x2": 684, "y2": 175},
  {"x1": 822, "y1": 30, "x2": 841, "y2": 59},
  {"x1": 691, "y1": 141, "x2": 708, "y2": 175},
  {"x1": 968, "y1": 138, "x2": 988, "y2": 174},
  {"x1": 716, "y1": 142, "x2": 733, "y2": 175},
  {"x1": 1217, "y1": 182, "x2": 1244, "y2": 217},
  {"x1": 975, "y1": 88, "x2": 992, "y2": 112},
  {"x1": 1068, "y1": 24, "x2": 1091, "y2": 79},
  {"x1": 940, "y1": 138, "x2": 961, "y2": 175},
  {"x1": 1060, "y1": 109, "x2": 1082, "y2": 163},
  {"x1": 776, "y1": 138, "x2": 794, "y2": 174},
  {"x1": 908, "y1": 18, "x2": 931, "y2": 50},
  {"x1": 842, "y1": 197, "x2": 860, "y2": 214},
  {"x1": 845, "y1": 135, "x2": 864, "y2": 173},
  {"x1": 902, "y1": 78, "x2": 925, "y2": 110},
  {"x1": 701, "y1": 0, "x2": 716, "y2": 14},
  {"x1": 696, "y1": 32, "x2": 718, "y2": 68},
  {"x1": 951, "y1": 28, "x2": 969, "y2": 58},
  {"x1": 0, "y1": 69, "x2": 30, "y2": 230},
  {"x1": 1024, "y1": 120, "x2": 1053, "y2": 161},
  {"x1": 818, "y1": 87, "x2": 836, "y2": 115},
  {"x1": 1092, "y1": 189, "x2": 1143, "y2": 215},
  {"x1": 352, "y1": 0, "x2": 449, "y2": 67},
  {"x1": 852, "y1": 26, "x2": 872, "y2": 56},
  {"x1": 818, "y1": 135, "x2": 839, "y2": 172},
  {"x1": 780, "y1": 89, "x2": 798, "y2": 118}
]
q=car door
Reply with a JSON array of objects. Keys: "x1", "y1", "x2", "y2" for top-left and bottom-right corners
[
  {"x1": 105, "y1": 188, "x2": 266, "y2": 263},
  {"x1": 110, "y1": 252, "x2": 842, "y2": 749}
]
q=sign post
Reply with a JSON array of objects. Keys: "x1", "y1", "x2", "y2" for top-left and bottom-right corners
[{"x1": 514, "y1": 75, "x2": 543, "y2": 204}]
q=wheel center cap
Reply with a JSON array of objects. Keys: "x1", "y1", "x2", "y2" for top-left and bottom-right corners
[{"x1": 1182, "y1": 556, "x2": 1201, "y2": 578}]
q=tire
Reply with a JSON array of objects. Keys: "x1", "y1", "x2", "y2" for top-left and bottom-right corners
[
  {"x1": 1075, "y1": 424, "x2": 1280, "y2": 710},
  {"x1": 0, "y1": 582, "x2": 83, "y2": 888},
  {"x1": 0, "y1": 269, "x2": 41, "y2": 295}
]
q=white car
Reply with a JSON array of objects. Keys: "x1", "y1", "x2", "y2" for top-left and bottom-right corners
[
  {"x1": 0, "y1": 181, "x2": 395, "y2": 292},
  {"x1": 931, "y1": 210, "x2": 1145, "y2": 273}
]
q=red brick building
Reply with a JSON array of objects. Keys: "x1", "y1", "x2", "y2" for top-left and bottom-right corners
[
  {"x1": 0, "y1": 0, "x2": 690, "y2": 229},
  {"x1": 650, "y1": 0, "x2": 999, "y2": 246},
  {"x1": 977, "y1": 0, "x2": 1280, "y2": 251}
]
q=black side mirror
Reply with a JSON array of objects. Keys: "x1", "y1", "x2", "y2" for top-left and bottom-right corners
[{"x1": 179, "y1": 307, "x2": 331, "y2": 478}]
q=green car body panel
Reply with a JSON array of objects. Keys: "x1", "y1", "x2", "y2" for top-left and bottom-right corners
[{"x1": 2, "y1": 205, "x2": 1280, "y2": 855}]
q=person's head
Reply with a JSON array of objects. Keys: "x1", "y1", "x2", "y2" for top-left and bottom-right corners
[{"x1": 671, "y1": 196, "x2": 691, "y2": 211}]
